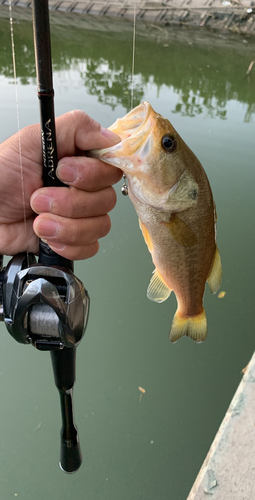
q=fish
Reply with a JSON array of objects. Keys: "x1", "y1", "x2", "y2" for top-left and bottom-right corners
[{"x1": 89, "y1": 101, "x2": 222, "y2": 343}]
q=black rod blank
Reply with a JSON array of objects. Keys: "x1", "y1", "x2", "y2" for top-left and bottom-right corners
[{"x1": 31, "y1": 0, "x2": 82, "y2": 473}]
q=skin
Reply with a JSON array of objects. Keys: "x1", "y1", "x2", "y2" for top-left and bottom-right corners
[
  {"x1": 0, "y1": 110, "x2": 122, "y2": 260},
  {"x1": 91, "y1": 102, "x2": 218, "y2": 333}
]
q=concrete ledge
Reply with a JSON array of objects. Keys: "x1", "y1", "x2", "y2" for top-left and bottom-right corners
[
  {"x1": 187, "y1": 351, "x2": 255, "y2": 499},
  {"x1": 1, "y1": 0, "x2": 255, "y2": 34}
]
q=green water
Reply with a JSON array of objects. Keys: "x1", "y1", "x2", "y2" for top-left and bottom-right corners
[{"x1": 0, "y1": 6, "x2": 255, "y2": 499}]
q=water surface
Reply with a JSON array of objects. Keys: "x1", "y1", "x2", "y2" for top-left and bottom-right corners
[{"x1": 0, "y1": 7, "x2": 254, "y2": 500}]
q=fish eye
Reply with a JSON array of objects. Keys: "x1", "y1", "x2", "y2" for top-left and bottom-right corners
[{"x1": 161, "y1": 135, "x2": 177, "y2": 153}]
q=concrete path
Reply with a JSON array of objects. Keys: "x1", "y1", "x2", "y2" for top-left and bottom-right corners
[{"x1": 188, "y1": 352, "x2": 255, "y2": 499}]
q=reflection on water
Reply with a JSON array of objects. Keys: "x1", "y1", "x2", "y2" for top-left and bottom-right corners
[
  {"x1": 0, "y1": 8, "x2": 255, "y2": 121},
  {"x1": 82, "y1": 59, "x2": 144, "y2": 110}
]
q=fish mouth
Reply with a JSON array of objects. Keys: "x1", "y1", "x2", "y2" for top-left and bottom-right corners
[
  {"x1": 108, "y1": 101, "x2": 153, "y2": 139},
  {"x1": 88, "y1": 101, "x2": 157, "y2": 172}
]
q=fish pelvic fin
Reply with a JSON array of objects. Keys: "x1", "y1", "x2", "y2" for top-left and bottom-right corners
[
  {"x1": 169, "y1": 308, "x2": 207, "y2": 343},
  {"x1": 207, "y1": 246, "x2": 222, "y2": 294},
  {"x1": 147, "y1": 269, "x2": 172, "y2": 303}
]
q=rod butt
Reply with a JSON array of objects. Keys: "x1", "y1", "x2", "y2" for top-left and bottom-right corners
[
  {"x1": 59, "y1": 434, "x2": 82, "y2": 474},
  {"x1": 51, "y1": 348, "x2": 82, "y2": 473}
]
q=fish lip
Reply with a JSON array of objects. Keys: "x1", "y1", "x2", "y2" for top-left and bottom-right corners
[
  {"x1": 108, "y1": 101, "x2": 152, "y2": 138},
  {"x1": 88, "y1": 101, "x2": 156, "y2": 167}
]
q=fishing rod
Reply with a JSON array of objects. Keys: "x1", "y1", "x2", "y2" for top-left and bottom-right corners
[{"x1": 0, "y1": 0, "x2": 89, "y2": 473}]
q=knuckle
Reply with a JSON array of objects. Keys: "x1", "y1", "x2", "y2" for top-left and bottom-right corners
[
  {"x1": 68, "y1": 189, "x2": 76, "y2": 218},
  {"x1": 71, "y1": 109, "x2": 101, "y2": 133},
  {"x1": 84, "y1": 241, "x2": 100, "y2": 259},
  {"x1": 106, "y1": 187, "x2": 117, "y2": 211},
  {"x1": 57, "y1": 241, "x2": 99, "y2": 261},
  {"x1": 67, "y1": 214, "x2": 111, "y2": 246},
  {"x1": 50, "y1": 198, "x2": 58, "y2": 214},
  {"x1": 70, "y1": 223, "x2": 81, "y2": 244},
  {"x1": 100, "y1": 214, "x2": 111, "y2": 237},
  {"x1": 70, "y1": 109, "x2": 86, "y2": 124}
]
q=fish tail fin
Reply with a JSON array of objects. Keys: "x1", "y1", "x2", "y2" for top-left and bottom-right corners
[{"x1": 169, "y1": 308, "x2": 207, "y2": 343}]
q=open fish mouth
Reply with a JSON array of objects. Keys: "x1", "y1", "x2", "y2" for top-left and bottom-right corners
[
  {"x1": 108, "y1": 101, "x2": 152, "y2": 139},
  {"x1": 88, "y1": 101, "x2": 157, "y2": 171}
]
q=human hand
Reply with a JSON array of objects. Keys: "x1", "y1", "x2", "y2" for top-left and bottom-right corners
[{"x1": 0, "y1": 110, "x2": 122, "y2": 260}]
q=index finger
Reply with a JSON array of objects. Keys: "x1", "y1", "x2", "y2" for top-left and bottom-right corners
[
  {"x1": 56, "y1": 156, "x2": 123, "y2": 192},
  {"x1": 55, "y1": 110, "x2": 120, "y2": 159}
]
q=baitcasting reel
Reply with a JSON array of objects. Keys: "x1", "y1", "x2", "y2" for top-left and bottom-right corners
[
  {"x1": 0, "y1": 252, "x2": 90, "y2": 473},
  {"x1": 0, "y1": 252, "x2": 89, "y2": 350}
]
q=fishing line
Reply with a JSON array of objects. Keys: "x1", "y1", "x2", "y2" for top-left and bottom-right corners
[
  {"x1": 8, "y1": 0, "x2": 29, "y2": 263},
  {"x1": 130, "y1": 2, "x2": 136, "y2": 110},
  {"x1": 122, "y1": 1, "x2": 137, "y2": 196}
]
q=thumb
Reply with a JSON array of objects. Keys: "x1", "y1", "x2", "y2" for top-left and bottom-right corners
[{"x1": 55, "y1": 110, "x2": 120, "y2": 159}]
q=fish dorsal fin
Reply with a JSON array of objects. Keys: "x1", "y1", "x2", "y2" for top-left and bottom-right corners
[
  {"x1": 147, "y1": 269, "x2": 172, "y2": 303},
  {"x1": 162, "y1": 215, "x2": 197, "y2": 247},
  {"x1": 139, "y1": 219, "x2": 153, "y2": 253},
  {"x1": 207, "y1": 246, "x2": 222, "y2": 294}
]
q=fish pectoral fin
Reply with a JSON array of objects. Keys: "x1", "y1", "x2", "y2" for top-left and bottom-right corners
[
  {"x1": 162, "y1": 215, "x2": 197, "y2": 247},
  {"x1": 139, "y1": 219, "x2": 153, "y2": 253},
  {"x1": 147, "y1": 269, "x2": 172, "y2": 303},
  {"x1": 207, "y1": 246, "x2": 222, "y2": 294},
  {"x1": 169, "y1": 308, "x2": 207, "y2": 343}
]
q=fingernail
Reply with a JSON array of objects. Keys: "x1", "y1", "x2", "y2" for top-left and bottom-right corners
[
  {"x1": 35, "y1": 219, "x2": 60, "y2": 238},
  {"x1": 31, "y1": 193, "x2": 52, "y2": 213},
  {"x1": 57, "y1": 163, "x2": 77, "y2": 183},
  {"x1": 100, "y1": 127, "x2": 121, "y2": 145}
]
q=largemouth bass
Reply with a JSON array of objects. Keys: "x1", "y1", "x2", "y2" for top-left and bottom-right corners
[{"x1": 90, "y1": 101, "x2": 222, "y2": 343}]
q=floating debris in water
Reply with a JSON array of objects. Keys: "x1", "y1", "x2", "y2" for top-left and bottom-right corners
[
  {"x1": 138, "y1": 386, "x2": 146, "y2": 401},
  {"x1": 218, "y1": 291, "x2": 226, "y2": 298},
  {"x1": 33, "y1": 422, "x2": 42, "y2": 432},
  {"x1": 246, "y1": 60, "x2": 255, "y2": 75}
]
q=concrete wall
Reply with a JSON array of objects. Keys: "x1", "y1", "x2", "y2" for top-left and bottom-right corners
[{"x1": 1, "y1": 0, "x2": 255, "y2": 34}]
